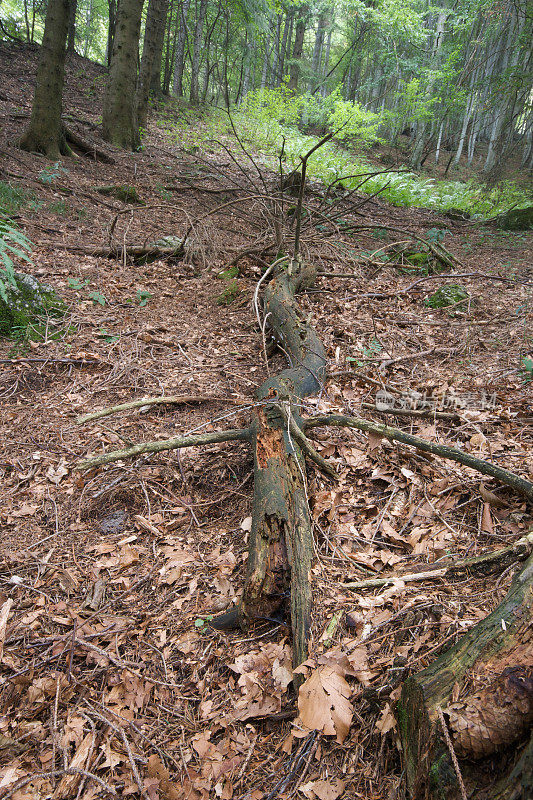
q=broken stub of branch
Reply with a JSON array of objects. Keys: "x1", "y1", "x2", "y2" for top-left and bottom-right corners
[
  {"x1": 395, "y1": 553, "x2": 533, "y2": 799},
  {"x1": 304, "y1": 414, "x2": 533, "y2": 504}
]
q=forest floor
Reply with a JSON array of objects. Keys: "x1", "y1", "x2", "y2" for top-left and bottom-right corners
[{"x1": 0, "y1": 41, "x2": 532, "y2": 800}]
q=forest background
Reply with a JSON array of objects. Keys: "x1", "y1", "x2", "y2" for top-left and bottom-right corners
[{"x1": 2, "y1": 0, "x2": 532, "y2": 216}]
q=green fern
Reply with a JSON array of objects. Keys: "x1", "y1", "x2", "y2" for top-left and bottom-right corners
[{"x1": 0, "y1": 214, "x2": 33, "y2": 303}]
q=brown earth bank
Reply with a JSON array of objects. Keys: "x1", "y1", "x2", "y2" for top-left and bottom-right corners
[{"x1": 0, "y1": 40, "x2": 532, "y2": 800}]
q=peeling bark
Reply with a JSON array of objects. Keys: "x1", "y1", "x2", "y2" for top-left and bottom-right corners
[
  {"x1": 213, "y1": 261, "x2": 326, "y2": 673},
  {"x1": 396, "y1": 554, "x2": 533, "y2": 799}
]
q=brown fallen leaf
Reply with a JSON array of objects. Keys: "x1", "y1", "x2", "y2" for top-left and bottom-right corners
[
  {"x1": 296, "y1": 666, "x2": 353, "y2": 743},
  {"x1": 479, "y1": 483, "x2": 509, "y2": 508},
  {"x1": 299, "y1": 778, "x2": 345, "y2": 800}
]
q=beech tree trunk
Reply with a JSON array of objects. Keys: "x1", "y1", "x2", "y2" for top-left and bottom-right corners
[
  {"x1": 189, "y1": 0, "x2": 207, "y2": 105},
  {"x1": 137, "y1": 0, "x2": 169, "y2": 128},
  {"x1": 396, "y1": 553, "x2": 533, "y2": 799},
  {"x1": 102, "y1": 0, "x2": 145, "y2": 149},
  {"x1": 172, "y1": 0, "x2": 191, "y2": 97},
  {"x1": 288, "y1": 6, "x2": 307, "y2": 92},
  {"x1": 67, "y1": 0, "x2": 77, "y2": 52},
  {"x1": 19, "y1": 0, "x2": 71, "y2": 158}
]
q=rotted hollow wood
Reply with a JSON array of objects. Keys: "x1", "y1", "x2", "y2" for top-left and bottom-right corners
[
  {"x1": 395, "y1": 554, "x2": 533, "y2": 800},
  {"x1": 213, "y1": 261, "x2": 326, "y2": 672}
]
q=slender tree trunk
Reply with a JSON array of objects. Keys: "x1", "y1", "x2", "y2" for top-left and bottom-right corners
[
  {"x1": 148, "y1": 0, "x2": 168, "y2": 95},
  {"x1": 67, "y1": 0, "x2": 77, "y2": 52},
  {"x1": 320, "y1": 25, "x2": 332, "y2": 97},
  {"x1": 102, "y1": 0, "x2": 145, "y2": 150},
  {"x1": 288, "y1": 5, "x2": 307, "y2": 92},
  {"x1": 137, "y1": 0, "x2": 170, "y2": 128},
  {"x1": 189, "y1": 0, "x2": 207, "y2": 105},
  {"x1": 271, "y1": 15, "x2": 281, "y2": 88},
  {"x1": 172, "y1": 0, "x2": 190, "y2": 97},
  {"x1": 277, "y1": 10, "x2": 292, "y2": 85},
  {"x1": 19, "y1": 0, "x2": 71, "y2": 158},
  {"x1": 106, "y1": 0, "x2": 117, "y2": 67},
  {"x1": 310, "y1": 11, "x2": 326, "y2": 90},
  {"x1": 83, "y1": 0, "x2": 93, "y2": 57}
]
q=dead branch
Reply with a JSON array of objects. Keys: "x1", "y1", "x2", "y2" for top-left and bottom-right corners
[
  {"x1": 304, "y1": 414, "x2": 533, "y2": 503},
  {"x1": 76, "y1": 428, "x2": 251, "y2": 471},
  {"x1": 77, "y1": 394, "x2": 247, "y2": 424},
  {"x1": 344, "y1": 531, "x2": 533, "y2": 590}
]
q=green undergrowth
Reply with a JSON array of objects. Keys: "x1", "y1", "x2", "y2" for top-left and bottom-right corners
[{"x1": 161, "y1": 101, "x2": 530, "y2": 219}]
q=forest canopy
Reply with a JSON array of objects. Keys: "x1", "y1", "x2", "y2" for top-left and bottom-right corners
[{"x1": 1, "y1": 0, "x2": 532, "y2": 188}]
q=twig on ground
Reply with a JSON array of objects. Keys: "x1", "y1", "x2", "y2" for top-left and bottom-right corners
[
  {"x1": 77, "y1": 394, "x2": 246, "y2": 424},
  {"x1": 304, "y1": 414, "x2": 533, "y2": 502},
  {"x1": 77, "y1": 427, "x2": 251, "y2": 470},
  {"x1": 343, "y1": 531, "x2": 533, "y2": 590}
]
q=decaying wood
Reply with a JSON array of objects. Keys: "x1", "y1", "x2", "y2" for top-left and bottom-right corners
[
  {"x1": 395, "y1": 554, "x2": 533, "y2": 799},
  {"x1": 234, "y1": 259, "x2": 328, "y2": 672},
  {"x1": 76, "y1": 394, "x2": 247, "y2": 424},
  {"x1": 304, "y1": 414, "x2": 533, "y2": 503}
]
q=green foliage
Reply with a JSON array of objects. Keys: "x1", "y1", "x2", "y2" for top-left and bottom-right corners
[
  {"x1": 136, "y1": 289, "x2": 152, "y2": 307},
  {"x1": 171, "y1": 99, "x2": 529, "y2": 217},
  {"x1": 38, "y1": 162, "x2": 68, "y2": 185},
  {"x1": 425, "y1": 284, "x2": 470, "y2": 310},
  {"x1": 216, "y1": 279, "x2": 242, "y2": 305},
  {"x1": 48, "y1": 199, "x2": 69, "y2": 215},
  {"x1": 0, "y1": 216, "x2": 66, "y2": 339},
  {"x1": 520, "y1": 356, "x2": 533, "y2": 383},
  {"x1": 0, "y1": 181, "x2": 30, "y2": 216},
  {"x1": 88, "y1": 290, "x2": 107, "y2": 306},
  {"x1": 326, "y1": 91, "x2": 382, "y2": 147},
  {"x1": 0, "y1": 214, "x2": 33, "y2": 303}
]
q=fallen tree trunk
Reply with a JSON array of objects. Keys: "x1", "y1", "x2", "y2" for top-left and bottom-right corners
[
  {"x1": 240, "y1": 260, "x2": 327, "y2": 670},
  {"x1": 213, "y1": 259, "x2": 327, "y2": 671},
  {"x1": 395, "y1": 553, "x2": 533, "y2": 799}
]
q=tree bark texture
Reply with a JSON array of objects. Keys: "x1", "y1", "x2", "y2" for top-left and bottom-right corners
[
  {"x1": 396, "y1": 554, "x2": 533, "y2": 799},
  {"x1": 102, "y1": 0, "x2": 145, "y2": 150},
  {"x1": 189, "y1": 0, "x2": 207, "y2": 105},
  {"x1": 137, "y1": 0, "x2": 170, "y2": 127},
  {"x1": 288, "y1": 6, "x2": 308, "y2": 92},
  {"x1": 19, "y1": 0, "x2": 71, "y2": 158},
  {"x1": 222, "y1": 262, "x2": 327, "y2": 672}
]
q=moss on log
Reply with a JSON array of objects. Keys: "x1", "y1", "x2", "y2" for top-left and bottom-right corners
[
  {"x1": 396, "y1": 553, "x2": 533, "y2": 799},
  {"x1": 213, "y1": 260, "x2": 326, "y2": 673}
]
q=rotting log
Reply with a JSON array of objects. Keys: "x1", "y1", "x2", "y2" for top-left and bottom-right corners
[
  {"x1": 212, "y1": 259, "x2": 327, "y2": 672},
  {"x1": 395, "y1": 553, "x2": 533, "y2": 799}
]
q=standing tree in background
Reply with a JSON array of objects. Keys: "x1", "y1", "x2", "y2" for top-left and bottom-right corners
[
  {"x1": 19, "y1": 0, "x2": 71, "y2": 158},
  {"x1": 137, "y1": 0, "x2": 170, "y2": 127},
  {"x1": 102, "y1": 0, "x2": 145, "y2": 149},
  {"x1": 288, "y1": 5, "x2": 308, "y2": 92},
  {"x1": 189, "y1": 0, "x2": 208, "y2": 105}
]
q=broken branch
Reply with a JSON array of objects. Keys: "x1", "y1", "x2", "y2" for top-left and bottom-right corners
[
  {"x1": 76, "y1": 428, "x2": 251, "y2": 471},
  {"x1": 304, "y1": 414, "x2": 533, "y2": 503}
]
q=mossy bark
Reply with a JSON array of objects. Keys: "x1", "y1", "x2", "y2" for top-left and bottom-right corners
[
  {"x1": 396, "y1": 554, "x2": 533, "y2": 799},
  {"x1": 19, "y1": 0, "x2": 71, "y2": 159},
  {"x1": 217, "y1": 262, "x2": 327, "y2": 672},
  {"x1": 101, "y1": 0, "x2": 145, "y2": 150},
  {"x1": 136, "y1": 0, "x2": 169, "y2": 128}
]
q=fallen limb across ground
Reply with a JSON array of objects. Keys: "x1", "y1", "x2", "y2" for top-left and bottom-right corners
[{"x1": 77, "y1": 261, "x2": 533, "y2": 680}]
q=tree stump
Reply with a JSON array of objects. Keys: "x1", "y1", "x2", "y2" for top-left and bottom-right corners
[{"x1": 396, "y1": 553, "x2": 533, "y2": 799}]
